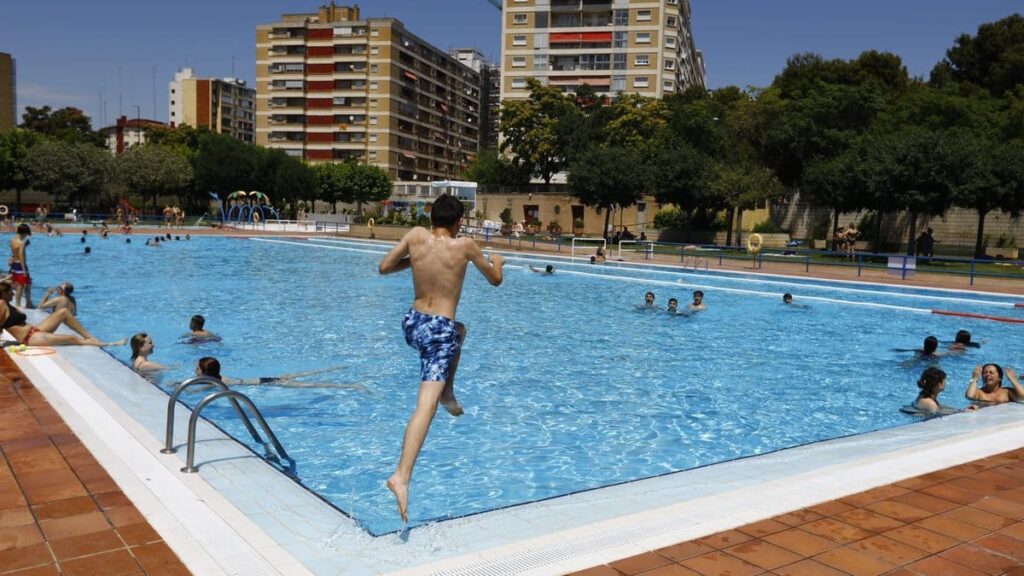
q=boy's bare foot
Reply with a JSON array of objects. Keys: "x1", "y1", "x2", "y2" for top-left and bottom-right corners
[
  {"x1": 440, "y1": 394, "x2": 464, "y2": 416},
  {"x1": 386, "y1": 475, "x2": 409, "y2": 522}
]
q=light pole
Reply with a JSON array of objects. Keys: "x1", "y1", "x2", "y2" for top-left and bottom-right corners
[{"x1": 133, "y1": 104, "x2": 142, "y2": 147}]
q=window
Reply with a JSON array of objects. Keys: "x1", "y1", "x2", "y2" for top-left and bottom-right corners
[
  {"x1": 636, "y1": 32, "x2": 651, "y2": 44},
  {"x1": 664, "y1": 59, "x2": 675, "y2": 70},
  {"x1": 613, "y1": 31, "x2": 627, "y2": 48},
  {"x1": 513, "y1": 35, "x2": 527, "y2": 46},
  {"x1": 370, "y1": 98, "x2": 378, "y2": 107},
  {"x1": 170, "y1": 100, "x2": 175, "y2": 105},
  {"x1": 613, "y1": 54, "x2": 626, "y2": 70},
  {"x1": 370, "y1": 134, "x2": 378, "y2": 142},
  {"x1": 369, "y1": 116, "x2": 378, "y2": 125},
  {"x1": 667, "y1": 16, "x2": 677, "y2": 28},
  {"x1": 170, "y1": 89, "x2": 175, "y2": 94},
  {"x1": 370, "y1": 64, "x2": 379, "y2": 72},
  {"x1": 614, "y1": 9, "x2": 628, "y2": 25},
  {"x1": 635, "y1": 55, "x2": 649, "y2": 66},
  {"x1": 633, "y1": 76, "x2": 649, "y2": 88},
  {"x1": 513, "y1": 13, "x2": 527, "y2": 25},
  {"x1": 611, "y1": 75, "x2": 626, "y2": 92},
  {"x1": 371, "y1": 28, "x2": 380, "y2": 36},
  {"x1": 668, "y1": 0, "x2": 678, "y2": 4},
  {"x1": 663, "y1": 80, "x2": 675, "y2": 92},
  {"x1": 371, "y1": 46, "x2": 379, "y2": 55},
  {"x1": 369, "y1": 151, "x2": 377, "y2": 159},
  {"x1": 369, "y1": 81, "x2": 378, "y2": 90},
  {"x1": 512, "y1": 56, "x2": 526, "y2": 68},
  {"x1": 637, "y1": 10, "x2": 652, "y2": 21},
  {"x1": 665, "y1": 36, "x2": 677, "y2": 48},
  {"x1": 511, "y1": 78, "x2": 527, "y2": 89}
]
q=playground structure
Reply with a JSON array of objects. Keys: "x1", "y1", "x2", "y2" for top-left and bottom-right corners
[{"x1": 221, "y1": 191, "x2": 280, "y2": 225}]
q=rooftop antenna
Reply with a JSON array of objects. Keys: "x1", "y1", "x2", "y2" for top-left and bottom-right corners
[
  {"x1": 231, "y1": 56, "x2": 235, "y2": 78},
  {"x1": 118, "y1": 66, "x2": 123, "y2": 117},
  {"x1": 152, "y1": 66, "x2": 157, "y2": 120}
]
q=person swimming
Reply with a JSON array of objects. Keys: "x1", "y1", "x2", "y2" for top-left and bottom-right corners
[
  {"x1": 948, "y1": 330, "x2": 981, "y2": 352},
  {"x1": 183, "y1": 314, "x2": 221, "y2": 343},
  {"x1": 666, "y1": 298, "x2": 681, "y2": 315},
  {"x1": 529, "y1": 264, "x2": 555, "y2": 275},
  {"x1": 636, "y1": 291, "x2": 660, "y2": 310},
  {"x1": 902, "y1": 366, "x2": 977, "y2": 416},
  {"x1": 130, "y1": 333, "x2": 167, "y2": 373},
  {"x1": 195, "y1": 356, "x2": 364, "y2": 389}
]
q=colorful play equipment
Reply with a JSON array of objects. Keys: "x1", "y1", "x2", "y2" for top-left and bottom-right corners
[{"x1": 223, "y1": 191, "x2": 279, "y2": 225}]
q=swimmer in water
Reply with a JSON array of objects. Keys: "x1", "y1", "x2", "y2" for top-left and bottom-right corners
[
  {"x1": 636, "y1": 291, "x2": 659, "y2": 310},
  {"x1": 130, "y1": 333, "x2": 168, "y2": 372},
  {"x1": 184, "y1": 314, "x2": 221, "y2": 342},
  {"x1": 965, "y1": 364, "x2": 1024, "y2": 404},
  {"x1": 903, "y1": 366, "x2": 977, "y2": 416},
  {"x1": 195, "y1": 357, "x2": 365, "y2": 390},
  {"x1": 666, "y1": 298, "x2": 681, "y2": 315},
  {"x1": 529, "y1": 264, "x2": 555, "y2": 275}
]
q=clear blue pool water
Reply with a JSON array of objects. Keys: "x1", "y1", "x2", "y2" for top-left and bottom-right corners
[{"x1": 14, "y1": 232, "x2": 1024, "y2": 535}]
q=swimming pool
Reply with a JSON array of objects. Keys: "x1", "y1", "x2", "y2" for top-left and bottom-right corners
[{"x1": 18, "y1": 232, "x2": 1023, "y2": 535}]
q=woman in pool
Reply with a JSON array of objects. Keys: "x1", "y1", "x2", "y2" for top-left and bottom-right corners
[
  {"x1": 130, "y1": 333, "x2": 167, "y2": 372},
  {"x1": 37, "y1": 282, "x2": 77, "y2": 314},
  {"x1": 965, "y1": 364, "x2": 1024, "y2": 404},
  {"x1": 195, "y1": 356, "x2": 363, "y2": 389},
  {"x1": 0, "y1": 282, "x2": 122, "y2": 347},
  {"x1": 905, "y1": 367, "x2": 977, "y2": 416}
]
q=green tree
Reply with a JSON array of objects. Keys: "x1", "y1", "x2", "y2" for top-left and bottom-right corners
[
  {"x1": 460, "y1": 147, "x2": 528, "y2": 191},
  {"x1": 711, "y1": 161, "x2": 783, "y2": 247},
  {"x1": 115, "y1": 144, "x2": 194, "y2": 212},
  {"x1": 568, "y1": 146, "x2": 649, "y2": 239},
  {"x1": 267, "y1": 153, "x2": 316, "y2": 219},
  {"x1": 20, "y1": 106, "x2": 105, "y2": 146},
  {"x1": 349, "y1": 163, "x2": 392, "y2": 216},
  {"x1": 315, "y1": 161, "x2": 354, "y2": 212},
  {"x1": 23, "y1": 139, "x2": 112, "y2": 208},
  {"x1": 499, "y1": 79, "x2": 579, "y2": 183},
  {"x1": 931, "y1": 14, "x2": 1024, "y2": 96},
  {"x1": 0, "y1": 129, "x2": 40, "y2": 212},
  {"x1": 193, "y1": 132, "x2": 260, "y2": 195}
]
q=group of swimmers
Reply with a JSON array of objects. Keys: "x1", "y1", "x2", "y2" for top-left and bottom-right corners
[
  {"x1": 144, "y1": 233, "x2": 191, "y2": 246},
  {"x1": 907, "y1": 364, "x2": 1022, "y2": 416},
  {"x1": 637, "y1": 291, "x2": 706, "y2": 315}
]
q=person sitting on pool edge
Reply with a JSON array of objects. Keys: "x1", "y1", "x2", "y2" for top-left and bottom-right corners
[
  {"x1": 0, "y1": 282, "x2": 124, "y2": 348},
  {"x1": 130, "y1": 333, "x2": 167, "y2": 372},
  {"x1": 186, "y1": 314, "x2": 221, "y2": 342},
  {"x1": 965, "y1": 364, "x2": 1024, "y2": 404},
  {"x1": 904, "y1": 366, "x2": 977, "y2": 416},
  {"x1": 529, "y1": 264, "x2": 555, "y2": 275},
  {"x1": 195, "y1": 356, "x2": 362, "y2": 389},
  {"x1": 38, "y1": 282, "x2": 77, "y2": 315},
  {"x1": 590, "y1": 246, "x2": 606, "y2": 264}
]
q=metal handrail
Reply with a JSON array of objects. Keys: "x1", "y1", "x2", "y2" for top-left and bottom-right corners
[
  {"x1": 161, "y1": 376, "x2": 264, "y2": 454},
  {"x1": 181, "y1": 390, "x2": 294, "y2": 474}
]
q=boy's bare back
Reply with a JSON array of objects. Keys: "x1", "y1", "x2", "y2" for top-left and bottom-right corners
[{"x1": 379, "y1": 226, "x2": 503, "y2": 319}]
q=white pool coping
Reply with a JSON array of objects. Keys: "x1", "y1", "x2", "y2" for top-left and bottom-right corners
[{"x1": 9, "y1": 283, "x2": 1024, "y2": 575}]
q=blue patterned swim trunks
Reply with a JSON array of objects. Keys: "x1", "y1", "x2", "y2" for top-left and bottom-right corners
[{"x1": 402, "y1": 308, "x2": 463, "y2": 383}]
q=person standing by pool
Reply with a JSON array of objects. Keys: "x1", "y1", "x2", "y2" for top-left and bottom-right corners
[
  {"x1": 9, "y1": 223, "x2": 33, "y2": 308},
  {"x1": 965, "y1": 364, "x2": 1024, "y2": 404},
  {"x1": 378, "y1": 193, "x2": 505, "y2": 523}
]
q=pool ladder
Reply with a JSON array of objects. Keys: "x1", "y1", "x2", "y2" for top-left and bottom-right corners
[{"x1": 161, "y1": 376, "x2": 295, "y2": 475}]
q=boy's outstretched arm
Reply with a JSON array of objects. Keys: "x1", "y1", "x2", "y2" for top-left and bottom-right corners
[
  {"x1": 379, "y1": 231, "x2": 414, "y2": 275},
  {"x1": 467, "y1": 241, "x2": 504, "y2": 286}
]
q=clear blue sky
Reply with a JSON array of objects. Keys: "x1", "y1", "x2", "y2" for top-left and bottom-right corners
[{"x1": 1, "y1": 1, "x2": 1018, "y2": 128}]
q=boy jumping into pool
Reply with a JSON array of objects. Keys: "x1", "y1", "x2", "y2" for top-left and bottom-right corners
[{"x1": 379, "y1": 194, "x2": 505, "y2": 523}]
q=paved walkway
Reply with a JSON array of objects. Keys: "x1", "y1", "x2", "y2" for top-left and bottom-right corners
[
  {"x1": 0, "y1": 350, "x2": 188, "y2": 575},
  {"x1": 570, "y1": 448, "x2": 1024, "y2": 575}
]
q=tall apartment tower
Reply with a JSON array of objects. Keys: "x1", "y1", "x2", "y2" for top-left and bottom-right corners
[
  {"x1": 501, "y1": 0, "x2": 705, "y2": 101},
  {"x1": 0, "y1": 52, "x2": 15, "y2": 132},
  {"x1": 449, "y1": 48, "x2": 500, "y2": 150},
  {"x1": 168, "y1": 68, "x2": 255, "y2": 143},
  {"x1": 256, "y1": 4, "x2": 482, "y2": 181}
]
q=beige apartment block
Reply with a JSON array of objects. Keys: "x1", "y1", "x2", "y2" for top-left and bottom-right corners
[
  {"x1": 255, "y1": 4, "x2": 482, "y2": 181},
  {"x1": 0, "y1": 52, "x2": 15, "y2": 132},
  {"x1": 169, "y1": 68, "x2": 255, "y2": 143},
  {"x1": 501, "y1": 0, "x2": 705, "y2": 100}
]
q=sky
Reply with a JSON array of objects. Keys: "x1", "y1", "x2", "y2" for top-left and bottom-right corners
[{"x1": 1, "y1": 0, "x2": 1018, "y2": 128}]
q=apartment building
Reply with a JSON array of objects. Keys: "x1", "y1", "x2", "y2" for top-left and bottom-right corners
[
  {"x1": 501, "y1": 0, "x2": 705, "y2": 100},
  {"x1": 169, "y1": 68, "x2": 255, "y2": 143},
  {"x1": 256, "y1": 4, "x2": 482, "y2": 181},
  {"x1": 0, "y1": 52, "x2": 15, "y2": 132},
  {"x1": 449, "y1": 48, "x2": 500, "y2": 150},
  {"x1": 98, "y1": 116, "x2": 167, "y2": 155}
]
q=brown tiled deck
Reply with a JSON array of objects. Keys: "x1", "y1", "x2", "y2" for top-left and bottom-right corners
[
  {"x1": 569, "y1": 450, "x2": 1024, "y2": 576},
  {"x1": 0, "y1": 351, "x2": 190, "y2": 575}
]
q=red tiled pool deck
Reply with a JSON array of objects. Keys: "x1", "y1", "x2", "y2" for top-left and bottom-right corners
[
  {"x1": 569, "y1": 450, "x2": 1024, "y2": 576},
  {"x1": 0, "y1": 351, "x2": 188, "y2": 575}
]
